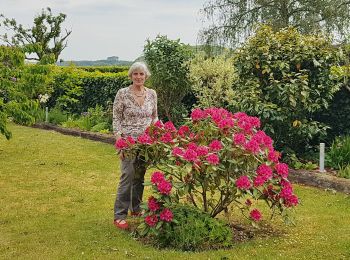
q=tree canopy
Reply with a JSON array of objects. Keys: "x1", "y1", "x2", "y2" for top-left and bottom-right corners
[
  {"x1": 200, "y1": 0, "x2": 350, "y2": 47},
  {"x1": 0, "y1": 7, "x2": 71, "y2": 64}
]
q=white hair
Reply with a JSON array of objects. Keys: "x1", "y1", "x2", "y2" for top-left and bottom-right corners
[{"x1": 128, "y1": 62, "x2": 151, "y2": 79}]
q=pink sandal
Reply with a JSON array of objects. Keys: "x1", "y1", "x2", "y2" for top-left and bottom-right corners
[{"x1": 114, "y1": 219, "x2": 128, "y2": 229}]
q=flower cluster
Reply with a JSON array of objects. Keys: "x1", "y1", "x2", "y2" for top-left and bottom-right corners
[{"x1": 143, "y1": 171, "x2": 174, "y2": 230}]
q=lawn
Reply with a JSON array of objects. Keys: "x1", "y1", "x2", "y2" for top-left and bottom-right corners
[{"x1": 0, "y1": 124, "x2": 349, "y2": 259}]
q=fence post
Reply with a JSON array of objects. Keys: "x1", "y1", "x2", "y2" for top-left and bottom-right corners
[
  {"x1": 319, "y1": 143, "x2": 325, "y2": 172},
  {"x1": 45, "y1": 107, "x2": 49, "y2": 123}
]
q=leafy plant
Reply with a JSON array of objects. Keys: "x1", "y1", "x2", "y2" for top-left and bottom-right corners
[
  {"x1": 337, "y1": 165, "x2": 350, "y2": 179},
  {"x1": 154, "y1": 204, "x2": 232, "y2": 251},
  {"x1": 327, "y1": 135, "x2": 350, "y2": 169}
]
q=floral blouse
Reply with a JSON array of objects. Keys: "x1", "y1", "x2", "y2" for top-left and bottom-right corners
[{"x1": 113, "y1": 86, "x2": 158, "y2": 139}]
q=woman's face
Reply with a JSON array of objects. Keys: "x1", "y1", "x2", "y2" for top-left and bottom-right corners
[{"x1": 131, "y1": 69, "x2": 146, "y2": 87}]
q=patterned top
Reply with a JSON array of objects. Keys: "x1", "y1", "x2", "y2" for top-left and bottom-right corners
[{"x1": 113, "y1": 86, "x2": 158, "y2": 139}]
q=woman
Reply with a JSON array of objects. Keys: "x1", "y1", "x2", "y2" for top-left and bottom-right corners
[{"x1": 112, "y1": 62, "x2": 158, "y2": 229}]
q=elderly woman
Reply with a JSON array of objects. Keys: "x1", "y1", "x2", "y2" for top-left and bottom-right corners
[{"x1": 112, "y1": 62, "x2": 158, "y2": 229}]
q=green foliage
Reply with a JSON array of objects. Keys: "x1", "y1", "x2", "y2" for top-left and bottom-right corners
[
  {"x1": 0, "y1": 45, "x2": 38, "y2": 139},
  {"x1": 1, "y1": 7, "x2": 71, "y2": 63},
  {"x1": 327, "y1": 135, "x2": 350, "y2": 169},
  {"x1": 49, "y1": 67, "x2": 130, "y2": 114},
  {"x1": 48, "y1": 107, "x2": 67, "y2": 125},
  {"x1": 154, "y1": 204, "x2": 232, "y2": 251},
  {"x1": 75, "y1": 66, "x2": 129, "y2": 73},
  {"x1": 230, "y1": 25, "x2": 342, "y2": 154},
  {"x1": 286, "y1": 154, "x2": 318, "y2": 170},
  {"x1": 337, "y1": 165, "x2": 350, "y2": 179},
  {"x1": 201, "y1": 0, "x2": 350, "y2": 47},
  {"x1": 144, "y1": 35, "x2": 193, "y2": 124},
  {"x1": 189, "y1": 52, "x2": 236, "y2": 108}
]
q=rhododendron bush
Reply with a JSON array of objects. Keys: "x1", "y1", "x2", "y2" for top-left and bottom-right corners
[{"x1": 116, "y1": 107, "x2": 298, "y2": 223}]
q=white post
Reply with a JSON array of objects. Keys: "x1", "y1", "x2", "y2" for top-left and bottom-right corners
[
  {"x1": 319, "y1": 143, "x2": 325, "y2": 173},
  {"x1": 45, "y1": 107, "x2": 49, "y2": 123}
]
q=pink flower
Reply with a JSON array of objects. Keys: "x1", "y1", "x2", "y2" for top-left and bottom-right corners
[
  {"x1": 268, "y1": 150, "x2": 280, "y2": 163},
  {"x1": 275, "y1": 163, "x2": 289, "y2": 178},
  {"x1": 154, "y1": 120, "x2": 164, "y2": 128},
  {"x1": 115, "y1": 138, "x2": 128, "y2": 150},
  {"x1": 137, "y1": 133, "x2": 153, "y2": 144},
  {"x1": 159, "y1": 208, "x2": 173, "y2": 222},
  {"x1": 196, "y1": 145, "x2": 209, "y2": 156},
  {"x1": 209, "y1": 140, "x2": 223, "y2": 151},
  {"x1": 157, "y1": 180, "x2": 172, "y2": 195},
  {"x1": 284, "y1": 194, "x2": 299, "y2": 207},
  {"x1": 172, "y1": 147, "x2": 184, "y2": 157},
  {"x1": 233, "y1": 133, "x2": 246, "y2": 145},
  {"x1": 235, "y1": 176, "x2": 252, "y2": 190},
  {"x1": 183, "y1": 148, "x2": 198, "y2": 162},
  {"x1": 160, "y1": 132, "x2": 173, "y2": 143},
  {"x1": 126, "y1": 136, "x2": 135, "y2": 145},
  {"x1": 145, "y1": 215, "x2": 158, "y2": 227},
  {"x1": 187, "y1": 142, "x2": 198, "y2": 150},
  {"x1": 244, "y1": 139, "x2": 260, "y2": 154},
  {"x1": 217, "y1": 118, "x2": 234, "y2": 129},
  {"x1": 253, "y1": 175, "x2": 267, "y2": 187},
  {"x1": 178, "y1": 125, "x2": 190, "y2": 137},
  {"x1": 279, "y1": 185, "x2": 293, "y2": 199},
  {"x1": 191, "y1": 108, "x2": 205, "y2": 121},
  {"x1": 206, "y1": 153, "x2": 220, "y2": 165},
  {"x1": 250, "y1": 209, "x2": 262, "y2": 221},
  {"x1": 256, "y1": 164, "x2": 273, "y2": 179},
  {"x1": 148, "y1": 196, "x2": 160, "y2": 212},
  {"x1": 164, "y1": 121, "x2": 176, "y2": 132},
  {"x1": 151, "y1": 171, "x2": 165, "y2": 185}
]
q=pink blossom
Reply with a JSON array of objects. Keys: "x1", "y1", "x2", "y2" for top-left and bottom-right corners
[
  {"x1": 256, "y1": 164, "x2": 273, "y2": 179},
  {"x1": 178, "y1": 125, "x2": 190, "y2": 137},
  {"x1": 244, "y1": 139, "x2": 260, "y2": 154},
  {"x1": 137, "y1": 133, "x2": 153, "y2": 144},
  {"x1": 196, "y1": 145, "x2": 209, "y2": 156},
  {"x1": 187, "y1": 142, "x2": 198, "y2": 150},
  {"x1": 159, "y1": 208, "x2": 173, "y2": 222},
  {"x1": 160, "y1": 132, "x2": 173, "y2": 143},
  {"x1": 164, "y1": 121, "x2": 176, "y2": 132},
  {"x1": 154, "y1": 120, "x2": 164, "y2": 128},
  {"x1": 253, "y1": 175, "x2": 267, "y2": 187},
  {"x1": 275, "y1": 163, "x2": 289, "y2": 178},
  {"x1": 157, "y1": 180, "x2": 172, "y2": 195},
  {"x1": 126, "y1": 136, "x2": 135, "y2": 145},
  {"x1": 209, "y1": 140, "x2": 223, "y2": 151},
  {"x1": 172, "y1": 147, "x2": 184, "y2": 157},
  {"x1": 250, "y1": 209, "x2": 262, "y2": 221},
  {"x1": 151, "y1": 171, "x2": 165, "y2": 185},
  {"x1": 115, "y1": 138, "x2": 128, "y2": 150},
  {"x1": 145, "y1": 215, "x2": 158, "y2": 227},
  {"x1": 284, "y1": 194, "x2": 299, "y2": 207},
  {"x1": 191, "y1": 108, "x2": 205, "y2": 121},
  {"x1": 279, "y1": 185, "x2": 293, "y2": 199},
  {"x1": 148, "y1": 196, "x2": 160, "y2": 212},
  {"x1": 268, "y1": 150, "x2": 280, "y2": 163},
  {"x1": 183, "y1": 148, "x2": 198, "y2": 162},
  {"x1": 233, "y1": 112, "x2": 248, "y2": 120},
  {"x1": 235, "y1": 176, "x2": 252, "y2": 190},
  {"x1": 217, "y1": 118, "x2": 234, "y2": 129},
  {"x1": 233, "y1": 133, "x2": 246, "y2": 145},
  {"x1": 249, "y1": 116, "x2": 261, "y2": 129},
  {"x1": 206, "y1": 153, "x2": 220, "y2": 165}
]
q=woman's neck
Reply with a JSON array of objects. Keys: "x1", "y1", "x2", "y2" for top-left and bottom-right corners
[{"x1": 132, "y1": 84, "x2": 145, "y2": 92}]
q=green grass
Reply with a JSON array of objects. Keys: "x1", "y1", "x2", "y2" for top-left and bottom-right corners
[{"x1": 1, "y1": 124, "x2": 350, "y2": 259}]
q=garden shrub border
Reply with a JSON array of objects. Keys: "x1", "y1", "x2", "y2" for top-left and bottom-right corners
[{"x1": 32, "y1": 122, "x2": 350, "y2": 194}]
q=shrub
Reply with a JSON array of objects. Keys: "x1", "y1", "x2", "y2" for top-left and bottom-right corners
[
  {"x1": 230, "y1": 25, "x2": 342, "y2": 155},
  {"x1": 155, "y1": 204, "x2": 232, "y2": 251},
  {"x1": 48, "y1": 107, "x2": 67, "y2": 125},
  {"x1": 327, "y1": 135, "x2": 350, "y2": 169},
  {"x1": 117, "y1": 107, "x2": 299, "y2": 222},
  {"x1": 144, "y1": 35, "x2": 193, "y2": 124}
]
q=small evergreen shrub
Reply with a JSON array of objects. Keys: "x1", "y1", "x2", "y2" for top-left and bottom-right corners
[
  {"x1": 327, "y1": 135, "x2": 350, "y2": 170},
  {"x1": 155, "y1": 204, "x2": 232, "y2": 251}
]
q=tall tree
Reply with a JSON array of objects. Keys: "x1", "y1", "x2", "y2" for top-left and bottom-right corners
[
  {"x1": 200, "y1": 0, "x2": 350, "y2": 47},
  {"x1": 0, "y1": 7, "x2": 71, "y2": 64}
]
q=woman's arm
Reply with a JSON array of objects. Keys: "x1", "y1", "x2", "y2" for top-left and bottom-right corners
[
  {"x1": 113, "y1": 89, "x2": 124, "y2": 139},
  {"x1": 151, "y1": 90, "x2": 159, "y2": 124}
]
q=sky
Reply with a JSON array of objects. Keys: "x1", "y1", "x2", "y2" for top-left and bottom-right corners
[{"x1": 0, "y1": 0, "x2": 206, "y2": 61}]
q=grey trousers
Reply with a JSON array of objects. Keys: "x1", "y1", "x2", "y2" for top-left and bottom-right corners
[{"x1": 114, "y1": 156, "x2": 146, "y2": 220}]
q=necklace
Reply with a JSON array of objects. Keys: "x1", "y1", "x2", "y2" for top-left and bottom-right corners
[{"x1": 132, "y1": 87, "x2": 146, "y2": 97}]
